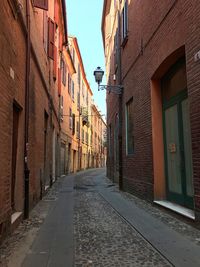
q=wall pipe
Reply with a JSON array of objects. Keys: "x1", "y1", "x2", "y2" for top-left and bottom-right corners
[{"x1": 24, "y1": 0, "x2": 30, "y2": 219}]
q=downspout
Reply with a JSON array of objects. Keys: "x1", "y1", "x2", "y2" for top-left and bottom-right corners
[
  {"x1": 118, "y1": 7, "x2": 123, "y2": 190},
  {"x1": 24, "y1": 0, "x2": 30, "y2": 219},
  {"x1": 78, "y1": 86, "x2": 81, "y2": 171}
]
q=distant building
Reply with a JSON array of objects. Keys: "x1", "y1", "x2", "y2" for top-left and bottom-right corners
[
  {"x1": 102, "y1": 0, "x2": 200, "y2": 220},
  {"x1": 91, "y1": 103, "x2": 107, "y2": 168}
]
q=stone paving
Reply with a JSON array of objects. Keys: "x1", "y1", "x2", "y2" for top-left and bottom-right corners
[
  {"x1": 74, "y1": 191, "x2": 171, "y2": 267},
  {"x1": 1, "y1": 168, "x2": 200, "y2": 266}
]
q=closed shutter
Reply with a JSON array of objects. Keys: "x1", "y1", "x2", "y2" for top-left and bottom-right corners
[
  {"x1": 59, "y1": 32, "x2": 63, "y2": 51},
  {"x1": 58, "y1": 68, "x2": 61, "y2": 96},
  {"x1": 48, "y1": 18, "x2": 55, "y2": 60},
  {"x1": 54, "y1": 0, "x2": 59, "y2": 24},
  {"x1": 72, "y1": 114, "x2": 75, "y2": 135},
  {"x1": 53, "y1": 46, "x2": 57, "y2": 79},
  {"x1": 33, "y1": 0, "x2": 48, "y2": 10}
]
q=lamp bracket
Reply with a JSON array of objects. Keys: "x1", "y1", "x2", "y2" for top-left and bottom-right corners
[{"x1": 98, "y1": 84, "x2": 123, "y2": 95}]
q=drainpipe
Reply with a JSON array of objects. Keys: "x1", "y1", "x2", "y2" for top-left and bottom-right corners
[
  {"x1": 118, "y1": 8, "x2": 123, "y2": 190},
  {"x1": 24, "y1": 0, "x2": 30, "y2": 219}
]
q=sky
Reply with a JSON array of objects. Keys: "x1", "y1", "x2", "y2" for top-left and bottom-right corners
[{"x1": 66, "y1": 0, "x2": 106, "y2": 116}]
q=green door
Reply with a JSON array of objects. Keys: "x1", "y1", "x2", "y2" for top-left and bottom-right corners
[{"x1": 164, "y1": 93, "x2": 194, "y2": 208}]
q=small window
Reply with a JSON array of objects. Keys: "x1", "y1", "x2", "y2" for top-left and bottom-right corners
[
  {"x1": 48, "y1": 18, "x2": 55, "y2": 59},
  {"x1": 71, "y1": 81, "x2": 74, "y2": 101},
  {"x1": 69, "y1": 108, "x2": 72, "y2": 129},
  {"x1": 68, "y1": 74, "x2": 71, "y2": 95},
  {"x1": 60, "y1": 96, "x2": 64, "y2": 122},
  {"x1": 77, "y1": 92, "x2": 80, "y2": 110},
  {"x1": 62, "y1": 59, "x2": 66, "y2": 85},
  {"x1": 76, "y1": 121, "x2": 80, "y2": 139},
  {"x1": 72, "y1": 114, "x2": 75, "y2": 135},
  {"x1": 126, "y1": 98, "x2": 134, "y2": 154},
  {"x1": 82, "y1": 129, "x2": 84, "y2": 143},
  {"x1": 78, "y1": 64, "x2": 81, "y2": 87},
  {"x1": 121, "y1": 0, "x2": 128, "y2": 44}
]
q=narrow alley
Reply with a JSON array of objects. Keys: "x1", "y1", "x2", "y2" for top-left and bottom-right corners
[{"x1": 1, "y1": 168, "x2": 200, "y2": 267}]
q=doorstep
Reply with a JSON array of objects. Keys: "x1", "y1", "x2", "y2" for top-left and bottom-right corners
[
  {"x1": 154, "y1": 200, "x2": 195, "y2": 220},
  {"x1": 11, "y1": 212, "x2": 23, "y2": 232}
]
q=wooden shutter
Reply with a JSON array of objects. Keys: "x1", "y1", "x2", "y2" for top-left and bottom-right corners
[
  {"x1": 72, "y1": 114, "x2": 75, "y2": 135},
  {"x1": 58, "y1": 68, "x2": 61, "y2": 96},
  {"x1": 61, "y1": 59, "x2": 66, "y2": 85},
  {"x1": 48, "y1": 18, "x2": 55, "y2": 60},
  {"x1": 54, "y1": 0, "x2": 59, "y2": 24},
  {"x1": 53, "y1": 46, "x2": 57, "y2": 79},
  {"x1": 33, "y1": 0, "x2": 48, "y2": 10},
  {"x1": 59, "y1": 32, "x2": 63, "y2": 51}
]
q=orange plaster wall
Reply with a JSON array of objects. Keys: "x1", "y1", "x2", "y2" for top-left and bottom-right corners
[{"x1": 151, "y1": 80, "x2": 166, "y2": 200}]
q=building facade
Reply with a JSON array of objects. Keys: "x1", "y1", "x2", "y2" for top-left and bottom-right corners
[
  {"x1": 102, "y1": 0, "x2": 200, "y2": 220},
  {"x1": 0, "y1": 0, "x2": 66, "y2": 242}
]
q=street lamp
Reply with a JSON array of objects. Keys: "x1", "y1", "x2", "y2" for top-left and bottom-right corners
[{"x1": 93, "y1": 67, "x2": 123, "y2": 94}]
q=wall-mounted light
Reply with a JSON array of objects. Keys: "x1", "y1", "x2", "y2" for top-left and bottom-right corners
[{"x1": 93, "y1": 67, "x2": 123, "y2": 95}]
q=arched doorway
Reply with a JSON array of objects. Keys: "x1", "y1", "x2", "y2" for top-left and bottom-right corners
[{"x1": 161, "y1": 58, "x2": 194, "y2": 208}]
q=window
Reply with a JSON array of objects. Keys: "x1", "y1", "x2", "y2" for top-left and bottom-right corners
[
  {"x1": 60, "y1": 96, "x2": 64, "y2": 122},
  {"x1": 48, "y1": 18, "x2": 55, "y2": 59},
  {"x1": 69, "y1": 108, "x2": 72, "y2": 129},
  {"x1": 71, "y1": 81, "x2": 74, "y2": 101},
  {"x1": 68, "y1": 74, "x2": 71, "y2": 95},
  {"x1": 43, "y1": 12, "x2": 48, "y2": 53},
  {"x1": 78, "y1": 64, "x2": 81, "y2": 87},
  {"x1": 86, "y1": 132, "x2": 88, "y2": 145},
  {"x1": 82, "y1": 129, "x2": 84, "y2": 143},
  {"x1": 76, "y1": 121, "x2": 80, "y2": 139},
  {"x1": 82, "y1": 81, "x2": 85, "y2": 98},
  {"x1": 33, "y1": 0, "x2": 48, "y2": 10},
  {"x1": 126, "y1": 98, "x2": 134, "y2": 154},
  {"x1": 121, "y1": 0, "x2": 128, "y2": 43},
  {"x1": 53, "y1": 46, "x2": 57, "y2": 79},
  {"x1": 61, "y1": 59, "x2": 66, "y2": 85},
  {"x1": 77, "y1": 92, "x2": 80, "y2": 110},
  {"x1": 72, "y1": 114, "x2": 75, "y2": 135}
]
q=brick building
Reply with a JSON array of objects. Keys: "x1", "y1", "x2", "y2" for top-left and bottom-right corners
[
  {"x1": 102, "y1": 0, "x2": 200, "y2": 220},
  {"x1": 0, "y1": 0, "x2": 68, "y2": 242}
]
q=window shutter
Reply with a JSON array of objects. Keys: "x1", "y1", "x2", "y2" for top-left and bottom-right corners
[
  {"x1": 48, "y1": 18, "x2": 55, "y2": 60},
  {"x1": 62, "y1": 60, "x2": 66, "y2": 86},
  {"x1": 68, "y1": 74, "x2": 71, "y2": 95},
  {"x1": 54, "y1": 0, "x2": 59, "y2": 24},
  {"x1": 58, "y1": 68, "x2": 61, "y2": 96},
  {"x1": 72, "y1": 114, "x2": 75, "y2": 135},
  {"x1": 59, "y1": 32, "x2": 63, "y2": 51},
  {"x1": 33, "y1": 0, "x2": 48, "y2": 11},
  {"x1": 53, "y1": 46, "x2": 57, "y2": 80}
]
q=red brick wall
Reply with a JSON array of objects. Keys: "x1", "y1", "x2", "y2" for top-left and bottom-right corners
[
  {"x1": 0, "y1": 0, "x2": 65, "y2": 242},
  {"x1": 107, "y1": 0, "x2": 200, "y2": 212},
  {"x1": 0, "y1": 0, "x2": 26, "y2": 240}
]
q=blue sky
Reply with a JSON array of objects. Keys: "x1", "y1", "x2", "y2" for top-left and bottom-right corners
[{"x1": 66, "y1": 0, "x2": 106, "y2": 115}]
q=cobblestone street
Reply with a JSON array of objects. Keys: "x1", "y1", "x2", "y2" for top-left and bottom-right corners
[{"x1": 1, "y1": 168, "x2": 200, "y2": 267}]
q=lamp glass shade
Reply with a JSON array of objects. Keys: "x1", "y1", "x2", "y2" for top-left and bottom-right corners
[{"x1": 94, "y1": 67, "x2": 104, "y2": 84}]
